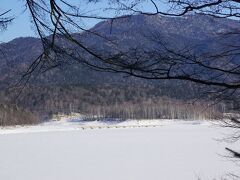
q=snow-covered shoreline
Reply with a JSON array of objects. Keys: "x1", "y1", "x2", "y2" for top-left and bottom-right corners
[{"x1": 0, "y1": 118, "x2": 211, "y2": 134}]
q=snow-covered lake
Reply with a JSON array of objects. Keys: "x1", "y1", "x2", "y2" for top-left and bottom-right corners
[{"x1": 0, "y1": 120, "x2": 239, "y2": 180}]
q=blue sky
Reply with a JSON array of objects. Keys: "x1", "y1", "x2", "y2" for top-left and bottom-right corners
[
  {"x1": 0, "y1": 0, "x2": 162, "y2": 42},
  {"x1": 0, "y1": 0, "x2": 33, "y2": 42}
]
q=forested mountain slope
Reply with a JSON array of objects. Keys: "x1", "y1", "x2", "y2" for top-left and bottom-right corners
[{"x1": 0, "y1": 14, "x2": 238, "y2": 124}]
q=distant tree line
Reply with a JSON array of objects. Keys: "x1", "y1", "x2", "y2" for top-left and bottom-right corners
[
  {"x1": 84, "y1": 100, "x2": 221, "y2": 120},
  {"x1": 0, "y1": 104, "x2": 39, "y2": 126},
  {"x1": 0, "y1": 84, "x2": 228, "y2": 125}
]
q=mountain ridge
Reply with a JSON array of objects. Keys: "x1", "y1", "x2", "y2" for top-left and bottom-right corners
[{"x1": 0, "y1": 14, "x2": 239, "y2": 89}]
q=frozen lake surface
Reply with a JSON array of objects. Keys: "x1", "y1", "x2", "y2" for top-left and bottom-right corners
[{"x1": 0, "y1": 120, "x2": 239, "y2": 180}]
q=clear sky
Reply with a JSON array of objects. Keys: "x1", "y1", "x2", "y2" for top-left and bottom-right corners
[
  {"x1": 0, "y1": 0, "x2": 162, "y2": 42},
  {"x1": 0, "y1": 0, "x2": 34, "y2": 42}
]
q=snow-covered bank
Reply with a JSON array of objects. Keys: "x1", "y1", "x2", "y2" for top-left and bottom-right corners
[
  {"x1": 0, "y1": 119, "x2": 239, "y2": 180},
  {"x1": 0, "y1": 117, "x2": 209, "y2": 134}
]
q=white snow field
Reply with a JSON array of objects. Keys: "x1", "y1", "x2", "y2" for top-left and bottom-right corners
[{"x1": 0, "y1": 119, "x2": 239, "y2": 180}]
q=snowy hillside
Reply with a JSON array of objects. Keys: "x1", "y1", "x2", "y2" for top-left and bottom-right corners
[{"x1": 0, "y1": 119, "x2": 239, "y2": 180}]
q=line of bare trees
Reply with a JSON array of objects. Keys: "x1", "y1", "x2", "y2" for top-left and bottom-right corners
[
  {"x1": 42, "y1": 98, "x2": 221, "y2": 120},
  {"x1": 84, "y1": 100, "x2": 221, "y2": 120},
  {"x1": 7, "y1": 85, "x2": 223, "y2": 121},
  {"x1": 0, "y1": 104, "x2": 39, "y2": 126}
]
